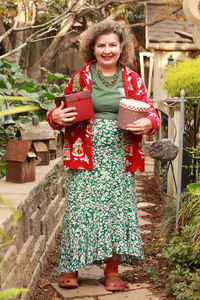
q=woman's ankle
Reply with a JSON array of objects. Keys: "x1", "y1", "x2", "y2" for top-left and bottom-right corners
[{"x1": 104, "y1": 257, "x2": 119, "y2": 276}]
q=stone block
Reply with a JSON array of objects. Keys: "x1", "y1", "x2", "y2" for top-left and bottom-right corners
[
  {"x1": 54, "y1": 193, "x2": 62, "y2": 212},
  {"x1": 98, "y1": 288, "x2": 161, "y2": 299},
  {"x1": 63, "y1": 182, "x2": 66, "y2": 197},
  {"x1": 1, "y1": 265, "x2": 21, "y2": 290},
  {"x1": 23, "y1": 264, "x2": 42, "y2": 300},
  {"x1": 138, "y1": 217, "x2": 151, "y2": 226},
  {"x1": 138, "y1": 210, "x2": 151, "y2": 217},
  {"x1": 0, "y1": 158, "x2": 64, "y2": 300},
  {"x1": 38, "y1": 193, "x2": 49, "y2": 215},
  {"x1": 49, "y1": 181, "x2": 57, "y2": 199},
  {"x1": 29, "y1": 208, "x2": 42, "y2": 239},
  {"x1": 41, "y1": 196, "x2": 58, "y2": 239},
  {"x1": 52, "y1": 279, "x2": 113, "y2": 299},
  {"x1": 23, "y1": 235, "x2": 45, "y2": 287},
  {"x1": 16, "y1": 236, "x2": 34, "y2": 271},
  {"x1": 0, "y1": 245, "x2": 17, "y2": 286},
  {"x1": 20, "y1": 189, "x2": 40, "y2": 215},
  {"x1": 0, "y1": 208, "x2": 13, "y2": 233},
  {"x1": 54, "y1": 196, "x2": 65, "y2": 224},
  {"x1": 10, "y1": 216, "x2": 27, "y2": 250},
  {"x1": 46, "y1": 217, "x2": 63, "y2": 250},
  {"x1": 23, "y1": 185, "x2": 43, "y2": 214},
  {"x1": 39, "y1": 251, "x2": 48, "y2": 270},
  {"x1": 56, "y1": 177, "x2": 64, "y2": 199},
  {"x1": 137, "y1": 202, "x2": 155, "y2": 209}
]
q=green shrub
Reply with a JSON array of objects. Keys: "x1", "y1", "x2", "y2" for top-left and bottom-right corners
[
  {"x1": 167, "y1": 268, "x2": 200, "y2": 300},
  {"x1": 160, "y1": 191, "x2": 200, "y2": 299},
  {"x1": 163, "y1": 55, "x2": 200, "y2": 97},
  {"x1": 162, "y1": 225, "x2": 200, "y2": 269}
]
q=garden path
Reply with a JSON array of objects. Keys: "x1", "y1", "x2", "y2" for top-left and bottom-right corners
[{"x1": 49, "y1": 154, "x2": 165, "y2": 300}]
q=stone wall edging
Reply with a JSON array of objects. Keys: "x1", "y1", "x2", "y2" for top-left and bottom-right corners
[{"x1": 0, "y1": 158, "x2": 65, "y2": 299}]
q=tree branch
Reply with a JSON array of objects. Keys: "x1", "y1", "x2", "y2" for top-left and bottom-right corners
[
  {"x1": 0, "y1": 1, "x2": 90, "y2": 61},
  {"x1": 97, "y1": 0, "x2": 149, "y2": 9},
  {"x1": 30, "y1": 30, "x2": 76, "y2": 43},
  {"x1": 0, "y1": 42, "x2": 28, "y2": 59},
  {"x1": 0, "y1": 0, "x2": 86, "y2": 43},
  {"x1": 131, "y1": 6, "x2": 182, "y2": 27}
]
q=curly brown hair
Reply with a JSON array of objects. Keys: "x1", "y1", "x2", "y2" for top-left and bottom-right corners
[{"x1": 79, "y1": 20, "x2": 135, "y2": 65}]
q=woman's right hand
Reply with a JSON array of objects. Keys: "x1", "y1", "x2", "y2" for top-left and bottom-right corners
[{"x1": 51, "y1": 101, "x2": 78, "y2": 126}]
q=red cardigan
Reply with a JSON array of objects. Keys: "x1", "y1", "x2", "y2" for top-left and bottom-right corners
[{"x1": 47, "y1": 61, "x2": 160, "y2": 172}]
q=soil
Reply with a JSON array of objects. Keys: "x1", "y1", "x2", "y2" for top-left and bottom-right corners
[{"x1": 31, "y1": 173, "x2": 172, "y2": 300}]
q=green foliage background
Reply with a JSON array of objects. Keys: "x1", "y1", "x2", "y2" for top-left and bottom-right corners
[
  {"x1": 159, "y1": 191, "x2": 200, "y2": 299},
  {"x1": 0, "y1": 58, "x2": 69, "y2": 177},
  {"x1": 163, "y1": 55, "x2": 200, "y2": 97},
  {"x1": 162, "y1": 55, "x2": 200, "y2": 146}
]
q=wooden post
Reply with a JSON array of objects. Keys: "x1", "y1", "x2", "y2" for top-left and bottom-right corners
[{"x1": 167, "y1": 101, "x2": 181, "y2": 198}]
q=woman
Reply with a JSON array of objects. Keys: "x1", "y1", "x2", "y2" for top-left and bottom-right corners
[{"x1": 47, "y1": 20, "x2": 159, "y2": 291}]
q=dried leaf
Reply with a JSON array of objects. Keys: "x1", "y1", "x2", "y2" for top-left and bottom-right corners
[{"x1": 38, "y1": 280, "x2": 51, "y2": 288}]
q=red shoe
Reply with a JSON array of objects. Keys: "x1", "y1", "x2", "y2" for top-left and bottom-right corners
[
  {"x1": 58, "y1": 271, "x2": 78, "y2": 288},
  {"x1": 105, "y1": 272, "x2": 126, "y2": 291}
]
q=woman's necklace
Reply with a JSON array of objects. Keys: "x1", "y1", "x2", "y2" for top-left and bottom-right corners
[{"x1": 97, "y1": 69, "x2": 118, "y2": 88}]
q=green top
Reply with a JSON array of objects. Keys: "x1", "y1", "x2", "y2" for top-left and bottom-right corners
[{"x1": 90, "y1": 63, "x2": 124, "y2": 120}]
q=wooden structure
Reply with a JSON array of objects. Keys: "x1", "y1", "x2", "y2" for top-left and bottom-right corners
[
  {"x1": 142, "y1": 0, "x2": 199, "y2": 100},
  {"x1": 20, "y1": 121, "x2": 56, "y2": 165},
  {"x1": 4, "y1": 140, "x2": 37, "y2": 183}
]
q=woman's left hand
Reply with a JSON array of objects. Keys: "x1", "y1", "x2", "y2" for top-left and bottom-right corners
[{"x1": 126, "y1": 118, "x2": 153, "y2": 135}]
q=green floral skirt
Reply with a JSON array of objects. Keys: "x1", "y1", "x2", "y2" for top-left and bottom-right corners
[{"x1": 59, "y1": 119, "x2": 144, "y2": 273}]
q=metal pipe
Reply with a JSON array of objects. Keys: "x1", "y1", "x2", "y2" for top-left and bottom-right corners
[{"x1": 175, "y1": 90, "x2": 185, "y2": 230}]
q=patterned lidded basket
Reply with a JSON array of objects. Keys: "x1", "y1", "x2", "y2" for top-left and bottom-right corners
[{"x1": 117, "y1": 99, "x2": 150, "y2": 130}]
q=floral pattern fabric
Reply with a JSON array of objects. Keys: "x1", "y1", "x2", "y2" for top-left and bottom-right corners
[{"x1": 59, "y1": 119, "x2": 144, "y2": 273}]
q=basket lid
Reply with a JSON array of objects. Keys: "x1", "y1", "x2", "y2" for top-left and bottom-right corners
[{"x1": 120, "y1": 99, "x2": 150, "y2": 112}]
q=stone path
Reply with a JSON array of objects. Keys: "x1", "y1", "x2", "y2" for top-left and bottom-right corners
[{"x1": 51, "y1": 155, "x2": 162, "y2": 300}]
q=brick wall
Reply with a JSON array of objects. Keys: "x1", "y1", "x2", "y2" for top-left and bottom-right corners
[{"x1": 0, "y1": 158, "x2": 65, "y2": 300}]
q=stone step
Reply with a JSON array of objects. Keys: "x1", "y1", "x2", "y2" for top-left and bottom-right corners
[
  {"x1": 52, "y1": 280, "x2": 113, "y2": 299},
  {"x1": 137, "y1": 202, "x2": 155, "y2": 209},
  {"x1": 52, "y1": 281, "x2": 161, "y2": 300},
  {"x1": 138, "y1": 210, "x2": 151, "y2": 217},
  {"x1": 138, "y1": 217, "x2": 152, "y2": 226}
]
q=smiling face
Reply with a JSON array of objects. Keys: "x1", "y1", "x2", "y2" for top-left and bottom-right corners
[{"x1": 93, "y1": 32, "x2": 122, "y2": 70}]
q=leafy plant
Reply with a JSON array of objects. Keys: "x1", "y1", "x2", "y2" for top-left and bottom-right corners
[
  {"x1": 0, "y1": 288, "x2": 29, "y2": 300},
  {"x1": 162, "y1": 56, "x2": 200, "y2": 145},
  {"x1": 0, "y1": 124, "x2": 19, "y2": 178},
  {"x1": 0, "y1": 58, "x2": 69, "y2": 120},
  {"x1": 0, "y1": 58, "x2": 69, "y2": 177},
  {"x1": 160, "y1": 190, "x2": 200, "y2": 299},
  {"x1": 162, "y1": 225, "x2": 200, "y2": 269},
  {"x1": 163, "y1": 56, "x2": 200, "y2": 98},
  {"x1": 158, "y1": 200, "x2": 176, "y2": 240},
  {"x1": 187, "y1": 183, "x2": 200, "y2": 195},
  {"x1": 167, "y1": 268, "x2": 200, "y2": 300}
]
